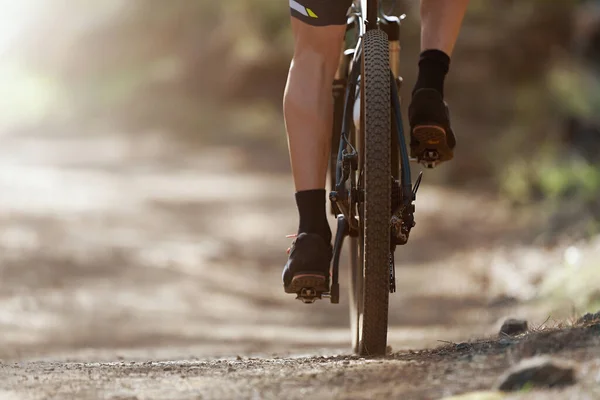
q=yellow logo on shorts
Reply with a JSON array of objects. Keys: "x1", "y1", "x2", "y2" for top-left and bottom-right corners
[{"x1": 289, "y1": 1, "x2": 318, "y2": 19}]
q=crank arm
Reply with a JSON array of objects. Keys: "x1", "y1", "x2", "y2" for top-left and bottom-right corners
[{"x1": 330, "y1": 214, "x2": 348, "y2": 304}]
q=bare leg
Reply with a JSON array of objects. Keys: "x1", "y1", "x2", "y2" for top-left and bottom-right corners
[
  {"x1": 420, "y1": 0, "x2": 470, "y2": 56},
  {"x1": 281, "y1": 19, "x2": 346, "y2": 288},
  {"x1": 283, "y1": 20, "x2": 346, "y2": 192}
]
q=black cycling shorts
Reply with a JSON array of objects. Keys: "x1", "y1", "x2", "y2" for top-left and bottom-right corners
[{"x1": 290, "y1": 0, "x2": 353, "y2": 26}]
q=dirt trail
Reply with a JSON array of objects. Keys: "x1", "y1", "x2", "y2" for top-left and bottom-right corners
[{"x1": 0, "y1": 133, "x2": 595, "y2": 399}]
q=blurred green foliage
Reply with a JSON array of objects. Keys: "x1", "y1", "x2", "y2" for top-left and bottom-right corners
[{"x1": 5, "y1": 0, "x2": 600, "y2": 235}]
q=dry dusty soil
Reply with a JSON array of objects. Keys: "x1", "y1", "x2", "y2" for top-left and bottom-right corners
[{"x1": 0, "y1": 133, "x2": 599, "y2": 399}]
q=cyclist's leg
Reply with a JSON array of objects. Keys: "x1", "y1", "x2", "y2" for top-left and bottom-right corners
[
  {"x1": 420, "y1": 0, "x2": 470, "y2": 67},
  {"x1": 409, "y1": 0, "x2": 470, "y2": 165},
  {"x1": 284, "y1": 0, "x2": 351, "y2": 242},
  {"x1": 284, "y1": 20, "x2": 345, "y2": 198},
  {"x1": 282, "y1": 0, "x2": 352, "y2": 292}
]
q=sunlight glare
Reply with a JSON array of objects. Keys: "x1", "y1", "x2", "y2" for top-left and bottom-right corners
[{"x1": 0, "y1": 0, "x2": 41, "y2": 55}]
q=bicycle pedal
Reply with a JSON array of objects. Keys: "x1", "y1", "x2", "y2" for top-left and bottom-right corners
[
  {"x1": 421, "y1": 160, "x2": 438, "y2": 169},
  {"x1": 410, "y1": 150, "x2": 440, "y2": 169},
  {"x1": 296, "y1": 288, "x2": 327, "y2": 304}
]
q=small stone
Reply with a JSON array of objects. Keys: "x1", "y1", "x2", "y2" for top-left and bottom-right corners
[
  {"x1": 495, "y1": 356, "x2": 577, "y2": 391},
  {"x1": 499, "y1": 318, "x2": 528, "y2": 336},
  {"x1": 342, "y1": 360, "x2": 350, "y2": 365},
  {"x1": 163, "y1": 366, "x2": 173, "y2": 372},
  {"x1": 456, "y1": 342, "x2": 471, "y2": 351},
  {"x1": 577, "y1": 313, "x2": 594, "y2": 324},
  {"x1": 577, "y1": 312, "x2": 600, "y2": 325}
]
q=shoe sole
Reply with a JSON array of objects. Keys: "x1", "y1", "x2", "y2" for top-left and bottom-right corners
[
  {"x1": 284, "y1": 273, "x2": 329, "y2": 294},
  {"x1": 411, "y1": 125, "x2": 453, "y2": 163}
]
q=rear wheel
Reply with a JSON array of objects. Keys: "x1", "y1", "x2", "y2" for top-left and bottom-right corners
[{"x1": 350, "y1": 29, "x2": 391, "y2": 356}]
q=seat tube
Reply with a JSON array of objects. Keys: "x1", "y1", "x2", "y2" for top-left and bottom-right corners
[
  {"x1": 363, "y1": 0, "x2": 378, "y2": 30},
  {"x1": 381, "y1": 17, "x2": 401, "y2": 79},
  {"x1": 389, "y1": 43, "x2": 399, "y2": 79}
]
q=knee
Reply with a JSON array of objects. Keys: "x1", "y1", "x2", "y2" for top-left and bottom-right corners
[{"x1": 291, "y1": 25, "x2": 345, "y2": 74}]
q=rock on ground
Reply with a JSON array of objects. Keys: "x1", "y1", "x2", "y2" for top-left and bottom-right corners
[
  {"x1": 577, "y1": 311, "x2": 600, "y2": 325},
  {"x1": 495, "y1": 356, "x2": 577, "y2": 392},
  {"x1": 499, "y1": 318, "x2": 528, "y2": 336}
]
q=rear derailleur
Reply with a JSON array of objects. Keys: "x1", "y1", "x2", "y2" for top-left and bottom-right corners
[{"x1": 389, "y1": 172, "x2": 422, "y2": 293}]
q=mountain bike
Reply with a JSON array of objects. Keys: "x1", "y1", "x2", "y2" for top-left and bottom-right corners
[{"x1": 295, "y1": 0, "x2": 425, "y2": 357}]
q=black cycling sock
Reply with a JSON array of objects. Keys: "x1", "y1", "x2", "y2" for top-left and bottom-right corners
[
  {"x1": 296, "y1": 189, "x2": 332, "y2": 244},
  {"x1": 413, "y1": 49, "x2": 450, "y2": 97}
]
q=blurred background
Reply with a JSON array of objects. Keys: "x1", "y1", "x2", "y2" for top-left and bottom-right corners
[{"x1": 1, "y1": 0, "x2": 600, "y2": 361}]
